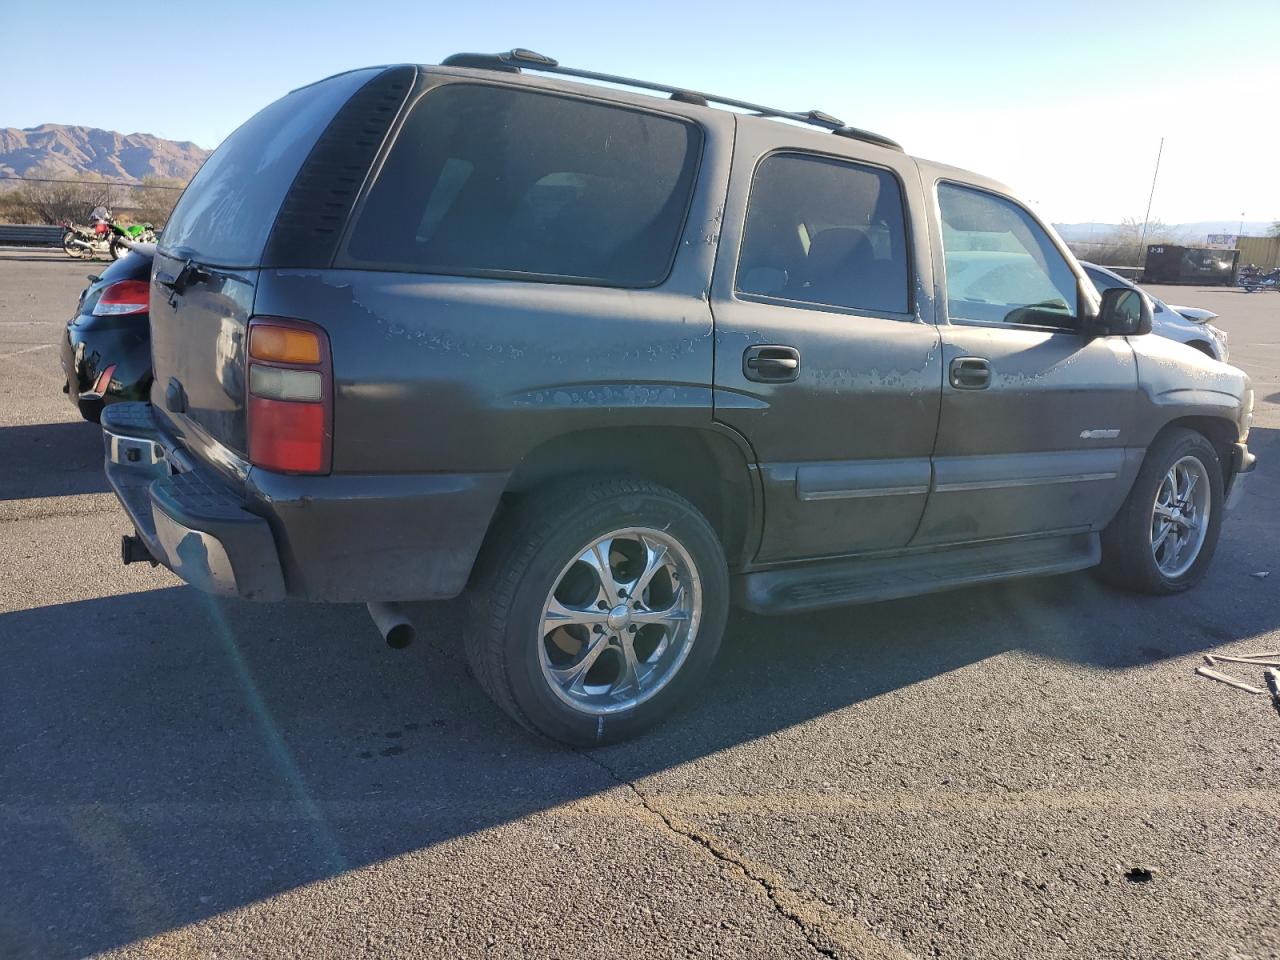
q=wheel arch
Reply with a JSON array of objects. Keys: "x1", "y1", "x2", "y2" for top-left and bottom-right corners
[
  {"x1": 498, "y1": 425, "x2": 761, "y2": 569},
  {"x1": 1148, "y1": 415, "x2": 1241, "y2": 495}
]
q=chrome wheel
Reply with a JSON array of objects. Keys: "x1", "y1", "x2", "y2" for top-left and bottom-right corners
[
  {"x1": 1151, "y1": 455, "x2": 1210, "y2": 578},
  {"x1": 538, "y1": 527, "x2": 702, "y2": 716}
]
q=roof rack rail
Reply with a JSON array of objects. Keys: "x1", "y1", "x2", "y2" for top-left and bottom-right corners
[{"x1": 439, "y1": 49, "x2": 903, "y2": 152}]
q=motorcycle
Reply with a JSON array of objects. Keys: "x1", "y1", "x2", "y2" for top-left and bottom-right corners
[
  {"x1": 1239, "y1": 267, "x2": 1280, "y2": 293},
  {"x1": 61, "y1": 215, "x2": 156, "y2": 260}
]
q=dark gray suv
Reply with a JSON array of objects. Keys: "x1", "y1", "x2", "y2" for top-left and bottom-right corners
[{"x1": 102, "y1": 50, "x2": 1256, "y2": 744}]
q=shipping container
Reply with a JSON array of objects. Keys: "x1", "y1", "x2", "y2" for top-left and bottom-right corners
[{"x1": 1142, "y1": 244, "x2": 1239, "y2": 285}]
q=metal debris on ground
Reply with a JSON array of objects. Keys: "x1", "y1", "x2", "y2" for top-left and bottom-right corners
[
  {"x1": 1195, "y1": 665, "x2": 1264, "y2": 695},
  {"x1": 1266, "y1": 669, "x2": 1280, "y2": 719},
  {"x1": 1250, "y1": 571, "x2": 1270, "y2": 579},
  {"x1": 1203, "y1": 653, "x2": 1280, "y2": 668}
]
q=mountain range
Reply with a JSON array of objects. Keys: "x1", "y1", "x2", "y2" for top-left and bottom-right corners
[
  {"x1": 1054, "y1": 221, "x2": 1275, "y2": 242},
  {"x1": 0, "y1": 124, "x2": 210, "y2": 185}
]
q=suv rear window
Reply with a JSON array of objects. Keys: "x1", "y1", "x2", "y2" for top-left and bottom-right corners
[
  {"x1": 160, "y1": 69, "x2": 378, "y2": 268},
  {"x1": 341, "y1": 84, "x2": 703, "y2": 287}
]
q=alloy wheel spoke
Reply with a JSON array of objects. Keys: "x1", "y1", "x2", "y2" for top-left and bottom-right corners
[
  {"x1": 1152, "y1": 522, "x2": 1175, "y2": 552},
  {"x1": 1181, "y1": 470, "x2": 1199, "y2": 503},
  {"x1": 628, "y1": 537, "x2": 670, "y2": 601},
  {"x1": 542, "y1": 598, "x2": 611, "y2": 636},
  {"x1": 632, "y1": 586, "x2": 691, "y2": 627},
  {"x1": 617, "y1": 633, "x2": 642, "y2": 694},
  {"x1": 580, "y1": 540, "x2": 623, "y2": 607},
  {"x1": 548, "y1": 634, "x2": 611, "y2": 692}
]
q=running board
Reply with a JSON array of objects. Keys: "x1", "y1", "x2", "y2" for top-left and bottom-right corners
[{"x1": 736, "y1": 532, "x2": 1100, "y2": 615}]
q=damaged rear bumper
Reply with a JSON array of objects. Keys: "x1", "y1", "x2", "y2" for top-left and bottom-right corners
[{"x1": 102, "y1": 403, "x2": 286, "y2": 600}]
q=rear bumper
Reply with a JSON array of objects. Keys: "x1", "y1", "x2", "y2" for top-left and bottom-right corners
[
  {"x1": 60, "y1": 316, "x2": 152, "y2": 407},
  {"x1": 102, "y1": 403, "x2": 506, "y2": 602},
  {"x1": 103, "y1": 404, "x2": 287, "y2": 600}
]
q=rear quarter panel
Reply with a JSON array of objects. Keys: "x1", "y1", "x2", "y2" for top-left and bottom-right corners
[{"x1": 251, "y1": 90, "x2": 735, "y2": 477}]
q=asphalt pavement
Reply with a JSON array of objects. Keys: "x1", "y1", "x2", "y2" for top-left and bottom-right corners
[{"x1": 1, "y1": 248, "x2": 1278, "y2": 959}]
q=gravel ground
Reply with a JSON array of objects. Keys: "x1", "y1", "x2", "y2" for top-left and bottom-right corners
[{"x1": 1, "y1": 248, "x2": 1278, "y2": 959}]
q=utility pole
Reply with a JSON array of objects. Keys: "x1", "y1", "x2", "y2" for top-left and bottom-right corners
[{"x1": 1136, "y1": 137, "x2": 1164, "y2": 269}]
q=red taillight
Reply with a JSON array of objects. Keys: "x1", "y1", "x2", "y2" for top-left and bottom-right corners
[
  {"x1": 246, "y1": 317, "x2": 332, "y2": 475},
  {"x1": 92, "y1": 279, "x2": 149, "y2": 316}
]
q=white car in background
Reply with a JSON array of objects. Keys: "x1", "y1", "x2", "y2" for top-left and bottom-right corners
[{"x1": 1082, "y1": 262, "x2": 1229, "y2": 362}]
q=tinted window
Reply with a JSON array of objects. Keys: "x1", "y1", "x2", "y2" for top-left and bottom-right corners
[
  {"x1": 1086, "y1": 266, "x2": 1171, "y2": 314},
  {"x1": 1084, "y1": 265, "x2": 1126, "y2": 293},
  {"x1": 736, "y1": 154, "x2": 910, "y2": 314},
  {"x1": 343, "y1": 84, "x2": 702, "y2": 287},
  {"x1": 160, "y1": 69, "x2": 377, "y2": 267},
  {"x1": 938, "y1": 183, "x2": 1077, "y2": 328}
]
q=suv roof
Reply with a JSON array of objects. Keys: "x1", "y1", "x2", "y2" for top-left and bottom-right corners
[{"x1": 439, "y1": 48, "x2": 904, "y2": 152}]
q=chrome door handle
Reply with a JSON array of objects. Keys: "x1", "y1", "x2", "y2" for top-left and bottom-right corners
[
  {"x1": 949, "y1": 357, "x2": 991, "y2": 390},
  {"x1": 744, "y1": 345, "x2": 801, "y2": 382}
]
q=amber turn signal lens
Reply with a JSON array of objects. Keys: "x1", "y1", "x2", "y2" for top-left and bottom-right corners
[{"x1": 249, "y1": 325, "x2": 321, "y2": 364}]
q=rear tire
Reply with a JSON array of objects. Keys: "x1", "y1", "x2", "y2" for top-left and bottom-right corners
[
  {"x1": 76, "y1": 397, "x2": 103, "y2": 423},
  {"x1": 1097, "y1": 428, "x2": 1223, "y2": 594},
  {"x1": 109, "y1": 239, "x2": 128, "y2": 261},
  {"x1": 465, "y1": 477, "x2": 729, "y2": 746}
]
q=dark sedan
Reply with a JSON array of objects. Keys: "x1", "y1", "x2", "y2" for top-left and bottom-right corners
[{"x1": 60, "y1": 245, "x2": 154, "y2": 422}]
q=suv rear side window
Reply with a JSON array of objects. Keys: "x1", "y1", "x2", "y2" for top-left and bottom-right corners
[
  {"x1": 938, "y1": 183, "x2": 1077, "y2": 328},
  {"x1": 736, "y1": 153, "x2": 910, "y2": 315},
  {"x1": 160, "y1": 68, "x2": 378, "y2": 267},
  {"x1": 342, "y1": 84, "x2": 702, "y2": 287}
]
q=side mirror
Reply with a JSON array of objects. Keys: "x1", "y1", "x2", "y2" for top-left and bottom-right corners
[{"x1": 1084, "y1": 287, "x2": 1153, "y2": 337}]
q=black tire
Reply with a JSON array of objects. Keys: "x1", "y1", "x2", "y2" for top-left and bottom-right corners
[
  {"x1": 1097, "y1": 428, "x2": 1224, "y2": 594},
  {"x1": 62, "y1": 232, "x2": 84, "y2": 259},
  {"x1": 76, "y1": 397, "x2": 103, "y2": 423},
  {"x1": 465, "y1": 477, "x2": 729, "y2": 746},
  {"x1": 109, "y1": 239, "x2": 128, "y2": 261}
]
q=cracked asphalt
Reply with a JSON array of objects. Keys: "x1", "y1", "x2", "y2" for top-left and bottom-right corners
[{"x1": 1, "y1": 248, "x2": 1279, "y2": 959}]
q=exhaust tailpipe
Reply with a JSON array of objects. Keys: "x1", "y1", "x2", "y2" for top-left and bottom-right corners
[{"x1": 367, "y1": 601, "x2": 416, "y2": 649}]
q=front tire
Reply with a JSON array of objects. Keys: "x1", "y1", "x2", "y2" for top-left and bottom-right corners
[
  {"x1": 1098, "y1": 428, "x2": 1224, "y2": 594},
  {"x1": 465, "y1": 478, "x2": 729, "y2": 746}
]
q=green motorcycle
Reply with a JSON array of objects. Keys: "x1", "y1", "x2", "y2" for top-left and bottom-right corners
[
  {"x1": 62, "y1": 211, "x2": 158, "y2": 260},
  {"x1": 108, "y1": 220, "x2": 157, "y2": 260}
]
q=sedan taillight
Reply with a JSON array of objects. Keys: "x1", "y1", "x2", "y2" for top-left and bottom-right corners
[{"x1": 92, "y1": 279, "x2": 149, "y2": 316}]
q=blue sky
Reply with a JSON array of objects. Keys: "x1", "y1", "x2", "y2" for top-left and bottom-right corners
[{"x1": 3, "y1": 0, "x2": 1277, "y2": 224}]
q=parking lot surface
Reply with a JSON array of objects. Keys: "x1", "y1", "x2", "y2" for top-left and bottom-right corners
[{"x1": 1, "y1": 248, "x2": 1278, "y2": 959}]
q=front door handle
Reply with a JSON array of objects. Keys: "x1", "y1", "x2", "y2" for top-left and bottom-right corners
[
  {"x1": 744, "y1": 345, "x2": 800, "y2": 383},
  {"x1": 949, "y1": 356, "x2": 991, "y2": 390}
]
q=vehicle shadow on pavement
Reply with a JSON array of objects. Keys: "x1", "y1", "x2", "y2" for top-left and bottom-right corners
[
  {"x1": 2, "y1": 428, "x2": 1276, "y2": 958},
  {"x1": 0, "y1": 420, "x2": 111, "y2": 501}
]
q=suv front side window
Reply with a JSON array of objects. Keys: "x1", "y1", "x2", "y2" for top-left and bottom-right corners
[
  {"x1": 938, "y1": 182, "x2": 1077, "y2": 329},
  {"x1": 736, "y1": 153, "x2": 910, "y2": 316}
]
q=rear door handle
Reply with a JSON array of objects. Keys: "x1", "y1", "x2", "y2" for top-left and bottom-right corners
[
  {"x1": 949, "y1": 356, "x2": 991, "y2": 390},
  {"x1": 744, "y1": 345, "x2": 800, "y2": 382}
]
